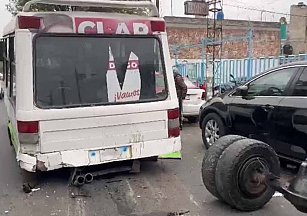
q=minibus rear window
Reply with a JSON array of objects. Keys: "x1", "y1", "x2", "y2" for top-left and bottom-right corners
[{"x1": 34, "y1": 36, "x2": 167, "y2": 108}]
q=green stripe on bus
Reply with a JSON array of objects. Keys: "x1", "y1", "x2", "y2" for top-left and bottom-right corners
[
  {"x1": 158, "y1": 151, "x2": 182, "y2": 159},
  {"x1": 8, "y1": 122, "x2": 19, "y2": 153}
]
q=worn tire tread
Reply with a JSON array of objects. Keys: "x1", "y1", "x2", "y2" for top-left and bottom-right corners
[
  {"x1": 202, "y1": 135, "x2": 245, "y2": 199},
  {"x1": 215, "y1": 139, "x2": 280, "y2": 211}
]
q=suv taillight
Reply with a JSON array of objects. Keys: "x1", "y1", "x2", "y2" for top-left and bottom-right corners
[
  {"x1": 201, "y1": 92, "x2": 207, "y2": 100},
  {"x1": 168, "y1": 109, "x2": 180, "y2": 138}
]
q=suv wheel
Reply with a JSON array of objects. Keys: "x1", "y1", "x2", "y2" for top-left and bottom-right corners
[{"x1": 202, "y1": 113, "x2": 226, "y2": 149}]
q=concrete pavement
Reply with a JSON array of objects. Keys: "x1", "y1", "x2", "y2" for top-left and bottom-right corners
[{"x1": 0, "y1": 101, "x2": 304, "y2": 216}]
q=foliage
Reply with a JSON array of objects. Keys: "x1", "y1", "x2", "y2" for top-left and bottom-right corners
[
  {"x1": 6, "y1": 0, "x2": 153, "y2": 16},
  {"x1": 6, "y1": 0, "x2": 30, "y2": 15}
]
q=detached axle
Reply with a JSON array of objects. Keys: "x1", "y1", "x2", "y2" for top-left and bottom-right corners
[
  {"x1": 202, "y1": 135, "x2": 307, "y2": 213},
  {"x1": 270, "y1": 160, "x2": 307, "y2": 213}
]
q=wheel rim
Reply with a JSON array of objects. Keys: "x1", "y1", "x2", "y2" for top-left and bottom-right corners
[
  {"x1": 204, "y1": 119, "x2": 220, "y2": 146},
  {"x1": 238, "y1": 157, "x2": 269, "y2": 198}
]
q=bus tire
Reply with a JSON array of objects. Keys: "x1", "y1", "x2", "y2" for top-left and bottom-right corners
[
  {"x1": 7, "y1": 126, "x2": 13, "y2": 147},
  {"x1": 215, "y1": 139, "x2": 280, "y2": 211},
  {"x1": 0, "y1": 90, "x2": 3, "y2": 100},
  {"x1": 202, "y1": 135, "x2": 245, "y2": 199}
]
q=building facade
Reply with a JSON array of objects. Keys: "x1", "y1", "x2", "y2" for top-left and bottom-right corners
[{"x1": 165, "y1": 16, "x2": 281, "y2": 59}]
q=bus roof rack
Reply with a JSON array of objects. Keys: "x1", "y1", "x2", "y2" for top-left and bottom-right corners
[{"x1": 23, "y1": 0, "x2": 159, "y2": 17}]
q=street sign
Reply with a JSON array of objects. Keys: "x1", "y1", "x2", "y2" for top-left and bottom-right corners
[{"x1": 184, "y1": 0, "x2": 209, "y2": 16}]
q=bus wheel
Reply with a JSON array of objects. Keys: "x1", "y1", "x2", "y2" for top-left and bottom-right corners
[
  {"x1": 215, "y1": 139, "x2": 280, "y2": 211},
  {"x1": 7, "y1": 127, "x2": 13, "y2": 147},
  {"x1": 0, "y1": 88, "x2": 4, "y2": 100},
  {"x1": 202, "y1": 135, "x2": 245, "y2": 199}
]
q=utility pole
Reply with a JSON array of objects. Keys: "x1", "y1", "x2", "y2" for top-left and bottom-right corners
[
  {"x1": 206, "y1": 0, "x2": 223, "y2": 96},
  {"x1": 155, "y1": 0, "x2": 159, "y2": 14},
  {"x1": 247, "y1": 28, "x2": 254, "y2": 79}
]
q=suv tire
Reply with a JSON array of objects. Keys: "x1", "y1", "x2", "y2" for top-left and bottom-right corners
[{"x1": 202, "y1": 113, "x2": 227, "y2": 149}]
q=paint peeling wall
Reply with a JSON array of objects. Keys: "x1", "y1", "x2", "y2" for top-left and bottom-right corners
[{"x1": 165, "y1": 16, "x2": 281, "y2": 59}]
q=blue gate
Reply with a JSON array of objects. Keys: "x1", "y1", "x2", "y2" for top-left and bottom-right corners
[{"x1": 176, "y1": 54, "x2": 307, "y2": 86}]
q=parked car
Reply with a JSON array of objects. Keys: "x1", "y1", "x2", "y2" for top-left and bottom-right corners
[
  {"x1": 199, "y1": 62, "x2": 307, "y2": 162},
  {"x1": 0, "y1": 73, "x2": 3, "y2": 100},
  {"x1": 182, "y1": 77, "x2": 206, "y2": 123},
  {"x1": 213, "y1": 75, "x2": 250, "y2": 96}
]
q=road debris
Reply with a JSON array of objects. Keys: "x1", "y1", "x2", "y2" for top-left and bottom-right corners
[
  {"x1": 22, "y1": 182, "x2": 41, "y2": 194},
  {"x1": 70, "y1": 188, "x2": 91, "y2": 199},
  {"x1": 22, "y1": 183, "x2": 33, "y2": 193},
  {"x1": 31, "y1": 188, "x2": 41, "y2": 192},
  {"x1": 106, "y1": 179, "x2": 123, "y2": 184},
  {"x1": 273, "y1": 192, "x2": 284, "y2": 197},
  {"x1": 167, "y1": 210, "x2": 190, "y2": 216},
  {"x1": 4, "y1": 210, "x2": 9, "y2": 214}
]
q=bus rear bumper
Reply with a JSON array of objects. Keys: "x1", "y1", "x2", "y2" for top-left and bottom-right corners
[{"x1": 18, "y1": 137, "x2": 182, "y2": 172}]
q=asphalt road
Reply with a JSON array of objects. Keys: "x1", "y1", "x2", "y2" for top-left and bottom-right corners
[{"x1": 0, "y1": 101, "x2": 304, "y2": 216}]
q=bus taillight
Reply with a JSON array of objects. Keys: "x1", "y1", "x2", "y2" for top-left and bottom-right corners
[
  {"x1": 17, "y1": 121, "x2": 39, "y2": 134},
  {"x1": 168, "y1": 108, "x2": 180, "y2": 138},
  {"x1": 18, "y1": 16, "x2": 41, "y2": 29}
]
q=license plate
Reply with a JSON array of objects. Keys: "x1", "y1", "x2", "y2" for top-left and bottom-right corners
[{"x1": 89, "y1": 146, "x2": 132, "y2": 163}]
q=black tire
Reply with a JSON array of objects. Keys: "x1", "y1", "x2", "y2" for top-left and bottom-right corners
[
  {"x1": 202, "y1": 113, "x2": 227, "y2": 149},
  {"x1": 187, "y1": 116, "x2": 198, "y2": 123},
  {"x1": 7, "y1": 126, "x2": 13, "y2": 147},
  {"x1": 0, "y1": 89, "x2": 3, "y2": 100},
  {"x1": 202, "y1": 135, "x2": 246, "y2": 199},
  {"x1": 215, "y1": 139, "x2": 280, "y2": 211}
]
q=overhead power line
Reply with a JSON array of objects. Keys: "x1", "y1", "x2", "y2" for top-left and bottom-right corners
[{"x1": 224, "y1": 3, "x2": 307, "y2": 19}]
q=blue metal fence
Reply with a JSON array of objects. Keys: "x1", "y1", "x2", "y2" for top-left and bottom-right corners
[{"x1": 176, "y1": 54, "x2": 307, "y2": 86}]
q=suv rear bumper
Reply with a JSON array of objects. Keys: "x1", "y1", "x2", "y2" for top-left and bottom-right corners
[{"x1": 18, "y1": 137, "x2": 181, "y2": 172}]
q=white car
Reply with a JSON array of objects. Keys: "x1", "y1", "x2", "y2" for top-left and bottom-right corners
[
  {"x1": 0, "y1": 73, "x2": 3, "y2": 100},
  {"x1": 182, "y1": 77, "x2": 206, "y2": 123}
]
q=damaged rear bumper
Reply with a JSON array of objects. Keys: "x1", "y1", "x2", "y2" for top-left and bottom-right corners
[{"x1": 18, "y1": 137, "x2": 181, "y2": 172}]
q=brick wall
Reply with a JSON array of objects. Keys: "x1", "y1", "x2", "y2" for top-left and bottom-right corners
[{"x1": 165, "y1": 17, "x2": 281, "y2": 59}]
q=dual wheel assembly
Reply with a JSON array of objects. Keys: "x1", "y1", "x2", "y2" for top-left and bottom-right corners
[{"x1": 201, "y1": 135, "x2": 307, "y2": 212}]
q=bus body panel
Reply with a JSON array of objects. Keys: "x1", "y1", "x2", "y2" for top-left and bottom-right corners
[{"x1": 3, "y1": 12, "x2": 181, "y2": 172}]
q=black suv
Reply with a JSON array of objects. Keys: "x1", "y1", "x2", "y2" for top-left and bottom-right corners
[{"x1": 199, "y1": 62, "x2": 307, "y2": 162}]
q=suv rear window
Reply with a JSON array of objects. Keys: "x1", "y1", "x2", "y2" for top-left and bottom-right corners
[{"x1": 35, "y1": 36, "x2": 167, "y2": 108}]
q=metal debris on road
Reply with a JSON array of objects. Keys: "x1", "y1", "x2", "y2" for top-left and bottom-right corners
[
  {"x1": 31, "y1": 188, "x2": 41, "y2": 192},
  {"x1": 273, "y1": 192, "x2": 284, "y2": 197},
  {"x1": 22, "y1": 183, "x2": 33, "y2": 193}
]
